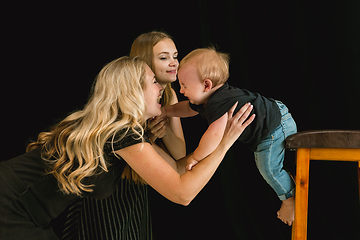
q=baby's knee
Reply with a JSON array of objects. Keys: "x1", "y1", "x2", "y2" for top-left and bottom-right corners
[{"x1": 258, "y1": 166, "x2": 275, "y2": 183}]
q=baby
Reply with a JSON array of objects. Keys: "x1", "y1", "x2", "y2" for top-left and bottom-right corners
[{"x1": 162, "y1": 47, "x2": 297, "y2": 226}]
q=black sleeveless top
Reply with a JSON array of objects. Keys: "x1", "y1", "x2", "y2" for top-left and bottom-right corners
[
  {"x1": 62, "y1": 130, "x2": 153, "y2": 240},
  {"x1": 0, "y1": 129, "x2": 150, "y2": 239}
]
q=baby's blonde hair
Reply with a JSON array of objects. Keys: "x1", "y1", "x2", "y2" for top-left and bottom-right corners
[{"x1": 179, "y1": 47, "x2": 230, "y2": 87}]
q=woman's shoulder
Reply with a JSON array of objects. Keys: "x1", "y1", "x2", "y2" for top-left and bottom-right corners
[{"x1": 105, "y1": 127, "x2": 150, "y2": 152}]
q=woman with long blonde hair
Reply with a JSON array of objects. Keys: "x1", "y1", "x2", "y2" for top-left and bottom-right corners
[
  {"x1": 62, "y1": 31, "x2": 187, "y2": 240},
  {"x1": 126, "y1": 31, "x2": 186, "y2": 181},
  {"x1": 0, "y1": 55, "x2": 254, "y2": 240},
  {"x1": 0, "y1": 56, "x2": 155, "y2": 239},
  {"x1": 130, "y1": 31, "x2": 186, "y2": 160}
]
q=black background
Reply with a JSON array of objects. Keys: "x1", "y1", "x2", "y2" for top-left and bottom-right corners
[{"x1": 2, "y1": 1, "x2": 360, "y2": 239}]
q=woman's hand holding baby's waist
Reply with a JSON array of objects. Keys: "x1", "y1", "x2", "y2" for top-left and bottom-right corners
[{"x1": 220, "y1": 102, "x2": 255, "y2": 150}]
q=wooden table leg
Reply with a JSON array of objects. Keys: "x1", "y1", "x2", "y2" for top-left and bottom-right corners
[
  {"x1": 293, "y1": 148, "x2": 310, "y2": 240},
  {"x1": 358, "y1": 161, "x2": 360, "y2": 203}
]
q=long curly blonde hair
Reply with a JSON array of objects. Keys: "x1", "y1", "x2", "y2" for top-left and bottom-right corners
[{"x1": 27, "y1": 56, "x2": 147, "y2": 196}]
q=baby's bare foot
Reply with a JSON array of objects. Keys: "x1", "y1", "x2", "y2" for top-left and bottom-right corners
[{"x1": 277, "y1": 197, "x2": 295, "y2": 226}]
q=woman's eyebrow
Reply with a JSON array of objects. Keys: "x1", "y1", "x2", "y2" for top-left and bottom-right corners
[
  {"x1": 157, "y1": 52, "x2": 170, "y2": 55},
  {"x1": 157, "y1": 51, "x2": 178, "y2": 55}
]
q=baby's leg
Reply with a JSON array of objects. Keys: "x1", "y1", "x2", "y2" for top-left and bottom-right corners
[
  {"x1": 255, "y1": 101, "x2": 297, "y2": 225},
  {"x1": 254, "y1": 126, "x2": 296, "y2": 225}
]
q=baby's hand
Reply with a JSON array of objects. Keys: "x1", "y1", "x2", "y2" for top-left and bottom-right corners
[{"x1": 185, "y1": 156, "x2": 200, "y2": 171}]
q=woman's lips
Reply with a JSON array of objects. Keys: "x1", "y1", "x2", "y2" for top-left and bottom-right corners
[{"x1": 166, "y1": 70, "x2": 177, "y2": 74}]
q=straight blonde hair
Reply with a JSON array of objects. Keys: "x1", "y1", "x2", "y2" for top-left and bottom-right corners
[
  {"x1": 27, "y1": 56, "x2": 147, "y2": 196},
  {"x1": 121, "y1": 31, "x2": 176, "y2": 184},
  {"x1": 130, "y1": 31, "x2": 174, "y2": 107}
]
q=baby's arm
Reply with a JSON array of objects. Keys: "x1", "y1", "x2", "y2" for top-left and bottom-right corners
[
  {"x1": 163, "y1": 100, "x2": 198, "y2": 118},
  {"x1": 187, "y1": 113, "x2": 228, "y2": 170}
]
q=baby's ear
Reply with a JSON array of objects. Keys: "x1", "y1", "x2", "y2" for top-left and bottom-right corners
[{"x1": 203, "y1": 79, "x2": 213, "y2": 92}]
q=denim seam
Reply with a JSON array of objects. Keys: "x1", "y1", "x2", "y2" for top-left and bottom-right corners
[{"x1": 266, "y1": 133, "x2": 289, "y2": 199}]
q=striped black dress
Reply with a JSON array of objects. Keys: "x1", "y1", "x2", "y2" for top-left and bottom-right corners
[
  {"x1": 62, "y1": 178, "x2": 152, "y2": 240},
  {"x1": 62, "y1": 130, "x2": 153, "y2": 240}
]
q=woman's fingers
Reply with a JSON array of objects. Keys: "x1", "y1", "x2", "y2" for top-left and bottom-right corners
[
  {"x1": 240, "y1": 113, "x2": 256, "y2": 131},
  {"x1": 155, "y1": 122, "x2": 168, "y2": 138},
  {"x1": 227, "y1": 101, "x2": 239, "y2": 118},
  {"x1": 148, "y1": 117, "x2": 168, "y2": 138},
  {"x1": 222, "y1": 103, "x2": 255, "y2": 147},
  {"x1": 231, "y1": 102, "x2": 251, "y2": 121},
  {"x1": 148, "y1": 116, "x2": 166, "y2": 129},
  {"x1": 236, "y1": 104, "x2": 255, "y2": 125}
]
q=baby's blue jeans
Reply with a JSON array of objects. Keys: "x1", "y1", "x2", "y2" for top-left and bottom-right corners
[{"x1": 254, "y1": 101, "x2": 297, "y2": 201}]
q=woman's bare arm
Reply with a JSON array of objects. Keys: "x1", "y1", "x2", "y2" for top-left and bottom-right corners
[
  {"x1": 161, "y1": 88, "x2": 186, "y2": 159},
  {"x1": 147, "y1": 88, "x2": 186, "y2": 160},
  {"x1": 115, "y1": 102, "x2": 254, "y2": 206}
]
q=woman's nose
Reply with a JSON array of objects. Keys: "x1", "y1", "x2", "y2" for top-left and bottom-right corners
[{"x1": 169, "y1": 58, "x2": 179, "y2": 67}]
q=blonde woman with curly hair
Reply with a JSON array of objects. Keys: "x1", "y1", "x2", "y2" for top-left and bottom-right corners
[
  {"x1": 61, "y1": 31, "x2": 188, "y2": 240},
  {"x1": 0, "y1": 56, "x2": 254, "y2": 239},
  {"x1": 62, "y1": 31, "x2": 187, "y2": 240}
]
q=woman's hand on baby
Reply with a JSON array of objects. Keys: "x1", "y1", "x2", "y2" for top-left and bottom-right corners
[{"x1": 221, "y1": 102, "x2": 255, "y2": 149}]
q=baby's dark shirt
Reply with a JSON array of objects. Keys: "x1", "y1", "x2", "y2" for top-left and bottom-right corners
[{"x1": 189, "y1": 82, "x2": 281, "y2": 151}]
